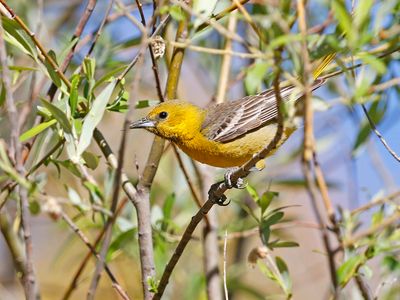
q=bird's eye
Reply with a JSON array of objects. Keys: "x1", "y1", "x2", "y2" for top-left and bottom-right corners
[{"x1": 159, "y1": 111, "x2": 168, "y2": 119}]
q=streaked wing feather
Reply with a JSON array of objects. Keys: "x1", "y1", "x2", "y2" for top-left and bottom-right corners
[{"x1": 201, "y1": 79, "x2": 325, "y2": 143}]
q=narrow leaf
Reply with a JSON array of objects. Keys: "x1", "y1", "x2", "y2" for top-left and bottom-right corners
[
  {"x1": 40, "y1": 99, "x2": 72, "y2": 134},
  {"x1": 19, "y1": 119, "x2": 57, "y2": 142},
  {"x1": 77, "y1": 81, "x2": 116, "y2": 156}
]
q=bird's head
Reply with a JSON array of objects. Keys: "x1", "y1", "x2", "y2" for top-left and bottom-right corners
[{"x1": 129, "y1": 100, "x2": 205, "y2": 142}]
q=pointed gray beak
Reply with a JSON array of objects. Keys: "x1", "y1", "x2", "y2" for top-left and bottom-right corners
[{"x1": 129, "y1": 117, "x2": 156, "y2": 129}]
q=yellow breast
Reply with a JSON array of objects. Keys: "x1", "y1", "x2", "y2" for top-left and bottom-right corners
[{"x1": 176, "y1": 124, "x2": 295, "y2": 168}]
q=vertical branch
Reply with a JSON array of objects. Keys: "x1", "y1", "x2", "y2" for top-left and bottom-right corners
[
  {"x1": 297, "y1": 0, "x2": 338, "y2": 292},
  {"x1": 0, "y1": 212, "x2": 26, "y2": 284},
  {"x1": 215, "y1": 13, "x2": 237, "y2": 104},
  {"x1": 201, "y1": 166, "x2": 223, "y2": 300},
  {"x1": 0, "y1": 17, "x2": 39, "y2": 300},
  {"x1": 47, "y1": 0, "x2": 98, "y2": 99}
]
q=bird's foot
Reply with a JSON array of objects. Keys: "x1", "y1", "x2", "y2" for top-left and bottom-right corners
[
  {"x1": 208, "y1": 182, "x2": 231, "y2": 206},
  {"x1": 224, "y1": 168, "x2": 247, "y2": 189}
]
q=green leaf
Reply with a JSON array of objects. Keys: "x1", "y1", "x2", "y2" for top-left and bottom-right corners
[
  {"x1": 269, "y1": 241, "x2": 299, "y2": 248},
  {"x1": 331, "y1": 0, "x2": 353, "y2": 44},
  {"x1": 163, "y1": 193, "x2": 175, "y2": 221},
  {"x1": 260, "y1": 223, "x2": 270, "y2": 244},
  {"x1": 246, "y1": 185, "x2": 259, "y2": 202},
  {"x1": 84, "y1": 181, "x2": 103, "y2": 204},
  {"x1": 19, "y1": 119, "x2": 57, "y2": 142},
  {"x1": 169, "y1": 5, "x2": 186, "y2": 21},
  {"x1": 244, "y1": 62, "x2": 269, "y2": 94},
  {"x1": 44, "y1": 53, "x2": 62, "y2": 88},
  {"x1": 135, "y1": 99, "x2": 160, "y2": 109},
  {"x1": 383, "y1": 255, "x2": 400, "y2": 272},
  {"x1": 69, "y1": 74, "x2": 80, "y2": 114},
  {"x1": 93, "y1": 65, "x2": 125, "y2": 90},
  {"x1": 77, "y1": 81, "x2": 116, "y2": 156},
  {"x1": 83, "y1": 57, "x2": 96, "y2": 80},
  {"x1": 259, "y1": 191, "x2": 278, "y2": 216},
  {"x1": 107, "y1": 229, "x2": 136, "y2": 261},
  {"x1": 82, "y1": 151, "x2": 100, "y2": 170},
  {"x1": 354, "y1": 0, "x2": 373, "y2": 29},
  {"x1": 257, "y1": 261, "x2": 276, "y2": 281},
  {"x1": 357, "y1": 53, "x2": 386, "y2": 75},
  {"x1": 193, "y1": 0, "x2": 218, "y2": 29},
  {"x1": 275, "y1": 256, "x2": 292, "y2": 294},
  {"x1": 337, "y1": 255, "x2": 366, "y2": 286},
  {"x1": 0, "y1": 82, "x2": 5, "y2": 107},
  {"x1": 263, "y1": 211, "x2": 284, "y2": 227},
  {"x1": 57, "y1": 160, "x2": 81, "y2": 177},
  {"x1": 29, "y1": 200, "x2": 41, "y2": 215},
  {"x1": 40, "y1": 99, "x2": 72, "y2": 134},
  {"x1": 1, "y1": 17, "x2": 36, "y2": 57}
]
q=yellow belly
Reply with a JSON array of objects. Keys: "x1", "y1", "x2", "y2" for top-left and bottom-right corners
[{"x1": 176, "y1": 124, "x2": 295, "y2": 168}]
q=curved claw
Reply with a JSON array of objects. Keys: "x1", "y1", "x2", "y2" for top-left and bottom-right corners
[
  {"x1": 208, "y1": 182, "x2": 231, "y2": 206},
  {"x1": 211, "y1": 194, "x2": 231, "y2": 206},
  {"x1": 224, "y1": 168, "x2": 247, "y2": 189}
]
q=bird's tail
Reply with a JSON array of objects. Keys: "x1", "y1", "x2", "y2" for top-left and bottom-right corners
[{"x1": 312, "y1": 52, "x2": 337, "y2": 79}]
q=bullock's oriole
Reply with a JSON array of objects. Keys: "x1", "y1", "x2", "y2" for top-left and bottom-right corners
[{"x1": 130, "y1": 54, "x2": 335, "y2": 168}]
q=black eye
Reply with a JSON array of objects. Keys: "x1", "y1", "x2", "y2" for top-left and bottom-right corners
[{"x1": 159, "y1": 111, "x2": 168, "y2": 119}]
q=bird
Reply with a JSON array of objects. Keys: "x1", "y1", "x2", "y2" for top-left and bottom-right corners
[{"x1": 129, "y1": 55, "x2": 335, "y2": 170}]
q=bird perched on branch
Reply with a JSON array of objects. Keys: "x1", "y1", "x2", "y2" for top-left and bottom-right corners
[{"x1": 130, "y1": 55, "x2": 335, "y2": 170}]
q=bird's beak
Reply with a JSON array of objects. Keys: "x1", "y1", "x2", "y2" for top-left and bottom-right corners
[{"x1": 129, "y1": 117, "x2": 156, "y2": 129}]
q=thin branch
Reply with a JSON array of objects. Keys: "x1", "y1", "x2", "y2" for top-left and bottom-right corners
[
  {"x1": 342, "y1": 211, "x2": 400, "y2": 248},
  {"x1": 87, "y1": 99, "x2": 129, "y2": 299},
  {"x1": 60, "y1": 211, "x2": 130, "y2": 300},
  {"x1": 215, "y1": 13, "x2": 237, "y2": 104},
  {"x1": 61, "y1": 198, "x2": 128, "y2": 300},
  {"x1": 86, "y1": 0, "x2": 114, "y2": 57},
  {"x1": 0, "y1": 16, "x2": 39, "y2": 300},
  {"x1": 361, "y1": 104, "x2": 400, "y2": 162},
  {"x1": 297, "y1": 0, "x2": 338, "y2": 292},
  {"x1": 0, "y1": 211, "x2": 26, "y2": 286},
  {"x1": 223, "y1": 230, "x2": 229, "y2": 300},
  {"x1": 196, "y1": 0, "x2": 250, "y2": 32},
  {"x1": 350, "y1": 191, "x2": 400, "y2": 216}
]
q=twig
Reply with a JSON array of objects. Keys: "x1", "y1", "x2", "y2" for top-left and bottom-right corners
[
  {"x1": 297, "y1": 0, "x2": 338, "y2": 292},
  {"x1": 223, "y1": 230, "x2": 229, "y2": 300},
  {"x1": 355, "y1": 274, "x2": 373, "y2": 300},
  {"x1": 0, "y1": 0, "x2": 71, "y2": 89},
  {"x1": 342, "y1": 211, "x2": 400, "y2": 248},
  {"x1": 0, "y1": 212, "x2": 26, "y2": 286},
  {"x1": 0, "y1": 16, "x2": 39, "y2": 300},
  {"x1": 196, "y1": 0, "x2": 250, "y2": 32},
  {"x1": 200, "y1": 166, "x2": 222, "y2": 300},
  {"x1": 350, "y1": 191, "x2": 400, "y2": 216},
  {"x1": 86, "y1": 0, "x2": 114, "y2": 57},
  {"x1": 361, "y1": 104, "x2": 400, "y2": 162},
  {"x1": 61, "y1": 198, "x2": 128, "y2": 300},
  {"x1": 60, "y1": 211, "x2": 130, "y2": 300},
  {"x1": 87, "y1": 92, "x2": 130, "y2": 299},
  {"x1": 215, "y1": 13, "x2": 237, "y2": 104},
  {"x1": 167, "y1": 40, "x2": 270, "y2": 59}
]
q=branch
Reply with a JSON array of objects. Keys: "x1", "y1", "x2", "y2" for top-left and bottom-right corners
[
  {"x1": 153, "y1": 41, "x2": 286, "y2": 300},
  {"x1": 0, "y1": 16, "x2": 39, "y2": 300},
  {"x1": 297, "y1": 0, "x2": 338, "y2": 291},
  {"x1": 361, "y1": 104, "x2": 400, "y2": 162},
  {"x1": 60, "y1": 211, "x2": 130, "y2": 300}
]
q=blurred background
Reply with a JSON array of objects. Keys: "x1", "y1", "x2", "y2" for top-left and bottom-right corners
[{"x1": 0, "y1": 0, "x2": 399, "y2": 299}]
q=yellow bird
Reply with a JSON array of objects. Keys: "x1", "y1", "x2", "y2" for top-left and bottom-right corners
[{"x1": 130, "y1": 55, "x2": 335, "y2": 169}]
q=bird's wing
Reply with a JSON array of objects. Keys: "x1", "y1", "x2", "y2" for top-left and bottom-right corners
[{"x1": 201, "y1": 79, "x2": 325, "y2": 143}]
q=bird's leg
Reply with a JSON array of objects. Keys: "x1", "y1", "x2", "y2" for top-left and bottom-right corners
[{"x1": 224, "y1": 168, "x2": 247, "y2": 189}]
